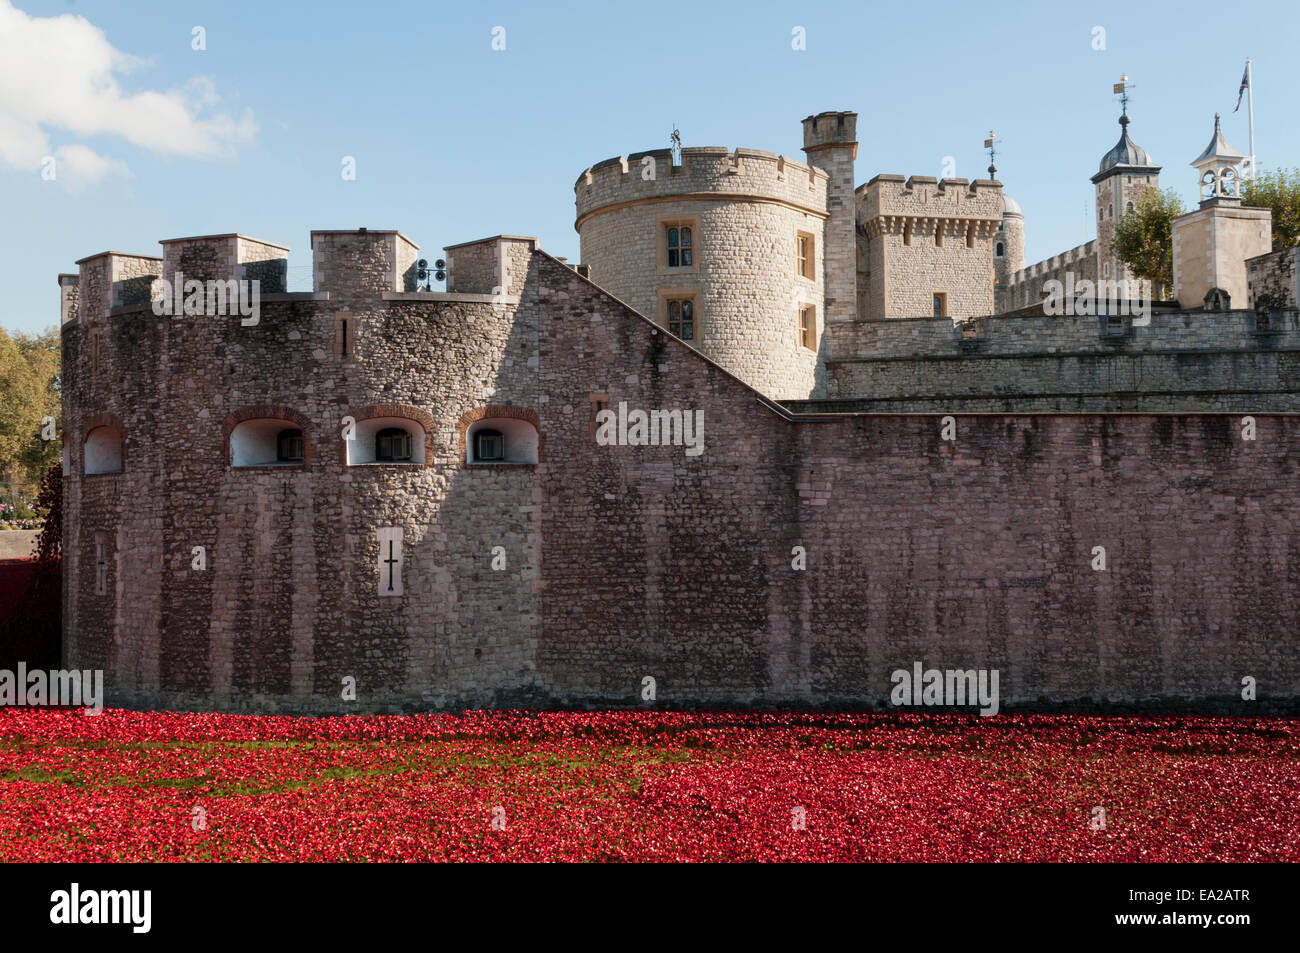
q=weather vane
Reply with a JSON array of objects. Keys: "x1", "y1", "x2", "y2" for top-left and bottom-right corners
[
  {"x1": 983, "y1": 130, "x2": 1002, "y2": 178},
  {"x1": 1113, "y1": 74, "x2": 1135, "y2": 119}
]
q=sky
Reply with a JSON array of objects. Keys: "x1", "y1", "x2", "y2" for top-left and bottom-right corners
[{"x1": 2, "y1": 0, "x2": 1297, "y2": 334}]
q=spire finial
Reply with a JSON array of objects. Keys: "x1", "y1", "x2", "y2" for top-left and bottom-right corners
[
  {"x1": 983, "y1": 130, "x2": 1001, "y2": 179},
  {"x1": 1113, "y1": 74, "x2": 1133, "y2": 126}
]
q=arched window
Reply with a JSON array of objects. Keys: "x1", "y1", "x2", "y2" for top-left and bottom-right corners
[
  {"x1": 1126, "y1": 201, "x2": 1134, "y2": 213},
  {"x1": 84, "y1": 426, "x2": 123, "y2": 475},
  {"x1": 1220, "y1": 167, "x2": 1238, "y2": 197},
  {"x1": 995, "y1": 242, "x2": 1004, "y2": 258},
  {"x1": 474, "y1": 429, "x2": 504, "y2": 461},
  {"x1": 461, "y1": 410, "x2": 541, "y2": 466},
  {"x1": 277, "y1": 428, "x2": 304, "y2": 462},
  {"x1": 1201, "y1": 170, "x2": 1217, "y2": 201},
  {"x1": 345, "y1": 414, "x2": 428, "y2": 465},
  {"x1": 229, "y1": 416, "x2": 309, "y2": 467},
  {"x1": 376, "y1": 427, "x2": 412, "y2": 462}
]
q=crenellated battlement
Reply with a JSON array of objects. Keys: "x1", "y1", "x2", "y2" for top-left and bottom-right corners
[
  {"x1": 160, "y1": 233, "x2": 289, "y2": 297},
  {"x1": 309, "y1": 228, "x2": 420, "y2": 297},
  {"x1": 801, "y1": 110, "x2": 858, "y2": 154},
  {"x1": 61, "y1": 230, "x2": 561, "y2": 329},
  {"x1": 574, "y1": 146, "x2": 829, "y2": 227},
  {"x1": 1004, "y1": 240, "x2": 1099, "y2": 288},
  {"x1": 857, "y1": 173, "x2": 1004, "y2": 237},
  {"x1": 72, "y1": 250, "x2": 163, "y2": 323}
]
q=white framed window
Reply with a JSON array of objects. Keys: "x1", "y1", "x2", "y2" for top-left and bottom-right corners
[
  {"x1": 466, "y1": 417, "x2": 538, "y2": 465},
  {"x1": 230, "y1": 418, "x2": 304, "y2": 467},
  {"x1": 346, "y1": 417, "x2": 426, "y2": 466}
]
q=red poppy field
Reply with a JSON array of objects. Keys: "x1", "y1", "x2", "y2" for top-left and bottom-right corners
[{"x1": 0, "y1": 709, "x2": 1296, "y2": 862}]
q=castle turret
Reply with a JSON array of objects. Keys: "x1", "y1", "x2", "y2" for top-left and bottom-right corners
[
  {"x1": 801, "y1": 111, "x2": 858, "y2": 325},
  {"x1": 1091, "y1": 88, "x2": 1161, "y2": 287},
  {"x1": 994, "y1": 191, "x2": 1026, "y2": 296},
  {"x1": 856, "y1": 174, "x2": 1004, "y2": 319},
  {"x1": 1171, "y1": 114, "x2": 1271, "y2": 309},
  {"x1": 575, "y1": 121, "x2": 842, "y2": 400}
]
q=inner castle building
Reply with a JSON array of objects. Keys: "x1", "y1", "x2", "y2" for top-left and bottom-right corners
[{"x1": 58, "y1": 104, "x2": 1300, "y2": 713}]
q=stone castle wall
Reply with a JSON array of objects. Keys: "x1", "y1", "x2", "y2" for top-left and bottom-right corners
[
  {"x1": 1247, "y1": 246, "x2": 1300, "y2": 310},
  {"x1": 63, "y1": 231, "x2": 542, "y2": 710},
  {"x1": 575, "y1": 147, "x2": 829, "y2": 400},
  {"x1": 61, "y1": 236, "x2": 1300, "y2": 712},
  {"x1": 821, "y1": 308, "x2": 1300, "y2": 408},
  {"x1": 856, "y1": 175, "x2": 1002, "y2": 319},
  {"x1": 998, "y1": 240, "x2": 1102, "y2": 313}
]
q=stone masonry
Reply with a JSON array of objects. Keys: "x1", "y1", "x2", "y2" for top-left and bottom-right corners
[
  {"x1": 575, "y1": 146, "x2": 830, "y2": 400},
  {"x1": 856, "y1": 174, "x2": 1002, "y2": 320},
  {"x1": 61, "y1": 229, "x2": 1300, "y2": 713}
]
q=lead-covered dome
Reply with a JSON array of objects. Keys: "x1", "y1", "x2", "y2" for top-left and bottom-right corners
[{"x1": 1098, "y1": 114, "x2": 1155, "y2": 175}]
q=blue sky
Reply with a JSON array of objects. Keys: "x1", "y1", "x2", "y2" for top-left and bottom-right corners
[{"x1": 3, "y1": 0, "x2": 1297, "y2": 333}]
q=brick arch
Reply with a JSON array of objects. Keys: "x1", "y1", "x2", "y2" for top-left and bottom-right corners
[
  {"x1": 82, "y1": 412, "x2": 125, "y2": 476},
  {"x1": 455, "y1": 405, "x2": 542, "y2": 464},
  {"x1": 223, "y1": 405, "x2": 313, "y2": 468},
  {"x1": 222, "y1": 405, "x2": 312, "y2": 434},
  {"x1": 347, "y1": 403, "x2": 436, "y2": 467},
  {"x1": 82, "y1": 412, "x2": 123, "y2": 443}
]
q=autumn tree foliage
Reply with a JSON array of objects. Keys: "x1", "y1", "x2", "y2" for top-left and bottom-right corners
[
  {"x1": 1112, "y1": 186, "x2": 1186, "y2": 298},
  {"x1": 1243, "y1": 167, "x2": 1300, "y2": 251},
  {"x1": 0, "y1": 326, "x2": 60, "y2": 492}
]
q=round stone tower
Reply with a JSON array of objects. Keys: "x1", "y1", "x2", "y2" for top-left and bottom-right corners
[
  {"x1": 574, "y1": 119, "x2": 852, "y2": 400},
  {"x1": 994, "y1": 192, "x2": 1026, "y2": 291}
]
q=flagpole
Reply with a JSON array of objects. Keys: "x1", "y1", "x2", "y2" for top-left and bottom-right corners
[{"x1": 1247, "y1": 58, "x2": 1256, "y2": 179}]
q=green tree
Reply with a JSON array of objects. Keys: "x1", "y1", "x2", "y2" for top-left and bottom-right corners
[
  {"x1": 1112, "y1": 186, "x2": 1186, "y2": 297},
  {"x1": 0, "y1": 326, "x2": 61, "y2": 492},
  {"x1": 1243, "y1": 167, "x2": 1300, "y2": 250}
]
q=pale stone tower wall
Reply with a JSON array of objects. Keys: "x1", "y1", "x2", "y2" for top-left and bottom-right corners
[
  {"x1": 575, "y1": 144, "x2": 830, "y2": 399},
  {"x1": 1172, "y1": 199, "x2": 1272, "y2": 308},
  {"x1": 1095, "y1": 169, "x2": 1160, "y2": 284},
  {"x1": 801, "y1": 111, "x2": 858, "y2": 326},
  {"x1": 856, "y1": 174, "x2": 1002, "y2": 318},
  {"x1": 993, "y1": 198, "x2": 1025, "y2": 302}
]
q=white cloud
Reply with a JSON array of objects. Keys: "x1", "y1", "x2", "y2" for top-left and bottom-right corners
[
  {"x1": 0, "y1": 0, "x2": 256, "y2": 187},
  {"x1": 52, "y1": 144, "x2": 131, "y2": 191}
]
